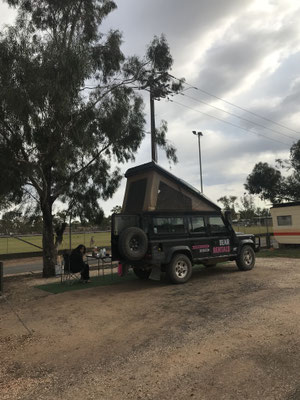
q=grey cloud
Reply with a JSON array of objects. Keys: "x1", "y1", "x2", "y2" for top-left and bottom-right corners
[
  {"x1": 105, "y1": 0, "x2": 251, "y2": 60},
  {"x1": 237, "y1": 76, "x2": 300, "y2": 139},
  {"x1": 192, "y1": 9, "x2": 300, "y2": 96},
  {"x1": 100, "y1": 0, "x2": 300, "y2": 210},
  {"x1": 279, "y1": 80, "x2": 300, "y2": 112}
]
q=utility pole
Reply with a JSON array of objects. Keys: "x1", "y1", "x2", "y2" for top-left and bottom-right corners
[
  {"x1": 150, "y1": 89, "x2": 157, "y2": 163},
  {"x1": 192, "y1": 131, "x2": 204, "y2": 193}
]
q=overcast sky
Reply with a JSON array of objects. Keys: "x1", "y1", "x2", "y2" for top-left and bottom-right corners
[{"x1": 1, "y1": 0, "x2": 300, "y2": 215}]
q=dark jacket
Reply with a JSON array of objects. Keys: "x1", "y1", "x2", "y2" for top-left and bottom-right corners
[{"x1": 70, "y1": 250, "x2": 85, "y2": 273}]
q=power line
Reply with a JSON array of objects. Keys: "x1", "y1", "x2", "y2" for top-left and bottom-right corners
[
  {"x1": 168, "y1": 98, "x2": 292, "y2": 146},
  {"x1": 180, "y1": 92, "x2": 298, "y2": 142},
  {"x1": 169, "y1": 74, "x2": 300, "y2": 136}
]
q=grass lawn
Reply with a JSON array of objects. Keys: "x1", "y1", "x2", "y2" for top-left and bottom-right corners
[
  {"x1": 232, "y1": 225, "x2": 273, "y2": 235},
  {"x1": 257, "y1": 248, "x2": 300, "y2": 258},
  {"x1": 0, "y1": 231, "x2": 111, "y2": 255},
  {"x1": 0, "y1": 226, "x2": 273, "y2": 255}
]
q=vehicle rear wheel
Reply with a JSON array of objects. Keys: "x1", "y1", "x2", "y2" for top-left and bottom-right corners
[
  {"x1": 118, "y1": 227, "x2": 148, "y2": 261},
  {"x1": 133, "y1": 268, "x2": 152, "y2": 280},
  {"x1": 236, "y1": 245, "x2": 255, "y2": 271},
  {"x1": 167, "y1": 254, "x2": 192, "y2": 284}
]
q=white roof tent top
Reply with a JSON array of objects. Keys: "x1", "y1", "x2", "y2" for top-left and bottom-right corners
[{"x1": 122, "y1": 162, "x2": 220, "y2": 213}]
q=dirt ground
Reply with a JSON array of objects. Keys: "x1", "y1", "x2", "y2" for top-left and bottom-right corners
[{"x1": 1, "y1": 257, "x2": 300, "y2": 400}]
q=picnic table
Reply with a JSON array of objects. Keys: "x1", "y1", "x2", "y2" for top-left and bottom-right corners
[{"x1": 86, "y1": 250, "x2": 114, "y2": 278}]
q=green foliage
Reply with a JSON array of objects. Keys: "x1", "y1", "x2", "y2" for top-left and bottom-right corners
[
  {"x1": 138, "y1": 34, "x2": 185, "y2": 163},
  {"x1": 217, "y1": 196, "x2": 238, "y2": 219},
  {"x1": 155, "y1": 119, "x2": 178, "y2": 163},
  {"x1": 245, "y1": 162, "x2": 283, "y2": 203},
  {"x1": 0, "y1": 1, "x2": 181, "y2": 275},
  {"x1": 110, "y1": 205, "x2": 122, "y2": 214},
  {"x1": 218, "y1": 194, "x2": 269, "y2": 220},
  {"x1": 290, "y1": 140, "x2": 300, "y2": 173},
  {"x1": 245, "y1": 140, "x2": 300, "y2": 203},
  {"x1": 239, "y1": 194, "x2": 257, "y2": 220},
  {"x1": 0, "y1": 209, "x2": 43, "y2": 234}
]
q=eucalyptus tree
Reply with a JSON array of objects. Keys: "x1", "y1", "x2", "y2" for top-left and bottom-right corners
[
  {"x1": 0, "y1": 0, "x2": 180, "y2": 276},
  {"x1": 245, "y1": 140, "x2": 300, "y2": 203}
]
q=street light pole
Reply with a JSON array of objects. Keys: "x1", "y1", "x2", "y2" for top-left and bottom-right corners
[{"x1": 192, "y1": 131, "x2": 203, "y2": 193}]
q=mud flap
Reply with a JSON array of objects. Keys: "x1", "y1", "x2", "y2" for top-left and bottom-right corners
[{"x1": 149, "y1": 265, "x2": 161, "y2": 281}]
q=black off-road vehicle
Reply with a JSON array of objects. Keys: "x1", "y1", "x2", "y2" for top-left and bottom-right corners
[
  {"x1": 111, "y1": 162, "x2": 260, "y2": 284},
  {"x1": 111, "y1": 211, "x2": 260, "y2": 283}
]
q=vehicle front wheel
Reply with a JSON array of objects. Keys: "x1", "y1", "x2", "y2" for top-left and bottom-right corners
[
  {"x1": 236, "y1": 245, "x2": 255, "y2": 271},
  {"x1": 133, "y1": 267, "x2": 152, "y2": 280},
  {"x1": 167, "y1": 254, "x2": 192, "y2": 284}
]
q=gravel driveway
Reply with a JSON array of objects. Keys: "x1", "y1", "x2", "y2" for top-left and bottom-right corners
[{"x1": 1, "y1": 257, "x2": 300, "y2": 400}]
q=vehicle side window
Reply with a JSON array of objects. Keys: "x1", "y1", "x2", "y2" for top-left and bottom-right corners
[
  {"x1": 208, "y1": 216, "x2": 228, "y2": 234},
  {"x1": 189, "y1": 216, "x2": 206, "y2": 234},
  {"x1": 153, "y1": 217, "x2": 185, "y2": 234}
]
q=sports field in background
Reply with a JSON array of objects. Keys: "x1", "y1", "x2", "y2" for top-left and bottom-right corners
[
  {"x1": 0, "y1": 231, "x2": 111, "y2": 255},
  {"x1": 0, "y1": 226, "x2": 272, "y2": 255},
  {"x1": 232, "y1": 225, "x2": 273, "y2": 235}
]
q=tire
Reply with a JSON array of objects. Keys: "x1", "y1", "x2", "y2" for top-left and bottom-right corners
[
  {"x1": 167, "y1": 254, "x2": 192, "y2": 284},
  {"x1": 236, "y1": 245, "x2": 255, "y2": 271},
  {"x1": 118, "y1": 227, "x2": 148, "y2": 261},
  {"x1": 133, "y1": 267, "x2": 152, "y2": 280}
]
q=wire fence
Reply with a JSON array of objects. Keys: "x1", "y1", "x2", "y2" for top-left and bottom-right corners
[
  {"x1": 232, "y1": 218, "x2": 275, "y2": 248},
  {"x1": 0, "y1": 219, "x2": 276, "y2": 256},
  {"x1": 0, "y1": 231, "x2": 111, "y2": 255}
]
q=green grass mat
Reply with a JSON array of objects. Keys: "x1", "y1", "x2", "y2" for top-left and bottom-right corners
[
  {"x1": 34, "y1": 264, "x2": 220, "y2": 295},
  {"x1": 35, "y1": 272, "x2": 138, "y2": 294}
]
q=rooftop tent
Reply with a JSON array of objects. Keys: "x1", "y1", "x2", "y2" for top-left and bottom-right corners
[{"x1": 122, "y1": 162, "x2": 220, "y2": 213}]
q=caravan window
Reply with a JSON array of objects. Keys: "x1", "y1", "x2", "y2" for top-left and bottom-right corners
[{"x1": 277, "y1": 215, "x2": 292, "y2": 226}]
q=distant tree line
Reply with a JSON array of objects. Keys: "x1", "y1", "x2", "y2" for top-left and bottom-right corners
[
  {"x1": 217, "y1": 194, "x2": 270, "y2": 221},
  {"x1": 0, "y1": 206, "x2": 122, "y2": 236}
]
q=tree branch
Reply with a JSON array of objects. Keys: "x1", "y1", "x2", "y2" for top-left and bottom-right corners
[
  {"x1": 23, "y1": 185, "x2": 39, "y2": 203},
  {"x1": 0, "y1": 119, "x2": 43, "y2": 196},
  {"x1": 52, "y1": 140, "x2": 114, "y2": 199},
  {"x1": 67, "y1": 0, "x2": 84, "y2": 49}
]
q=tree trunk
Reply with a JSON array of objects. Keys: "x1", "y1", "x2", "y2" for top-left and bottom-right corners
[{"x1": 41, "y1": 202, "x2": 56, "y2": 277}]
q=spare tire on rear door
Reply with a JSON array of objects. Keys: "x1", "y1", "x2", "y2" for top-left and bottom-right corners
[{"x1": 118, "y1": 227, "x2": 148, "y2": 261}]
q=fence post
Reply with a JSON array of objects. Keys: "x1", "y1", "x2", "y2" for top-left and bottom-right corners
[
  {"x1": 266, "y1": 233, "x2": 271, "y2": 249},
  {"x1": 0, "y1": 262, "x2": 3, "y2": 295},
  {"x1": 266, "y1": 218, "x2": 271, "y2": 249}
]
